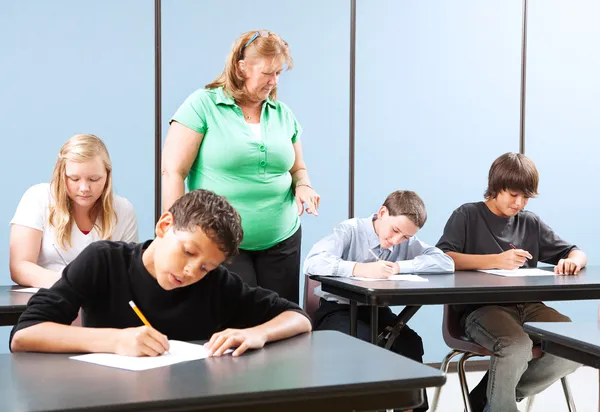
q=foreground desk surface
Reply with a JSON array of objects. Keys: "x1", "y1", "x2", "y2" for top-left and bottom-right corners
[
  {"x1": 525, "y1": 322, "x2": 600, "y2": 369},
  {"x1": 314, "y1": 267, "x2": 600, "y2": 306},
  {"x1": 0, "y1": 330, "x2": 445, "y2": 412},
  {"x1": 0, "y1": 285, "x2": 31, "y2": 326}
]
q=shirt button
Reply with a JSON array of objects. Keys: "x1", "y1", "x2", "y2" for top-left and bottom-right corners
[
  {"x1": 259, "y1": 144, "x2": 266, "y2": 152},
  {"x1": 260, "y1": 160, "x2": 267, "y2": 166}
]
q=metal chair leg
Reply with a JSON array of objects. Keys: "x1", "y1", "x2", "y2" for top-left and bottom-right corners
[
  {"x1": 430, "y1": 350, "x2": 463, "y2": 412},
  {"x1": 561, "y1": 376, "x2": 577, "y2": 412},
  {"x1": 458, "y1": 352, "x2": 477, "y2": 412}
]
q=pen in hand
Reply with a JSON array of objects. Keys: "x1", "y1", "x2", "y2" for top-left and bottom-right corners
[{"x1": 368, "y1": 249, "x2": 380, "y2": 261}]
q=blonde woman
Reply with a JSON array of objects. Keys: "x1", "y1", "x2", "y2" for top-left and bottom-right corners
[
  {"x1": 10, "y1": 134, "x2": 138, "y2": 288},
  {"x1": 162, "y1": 30, "x2": 320, "y2": 304}
]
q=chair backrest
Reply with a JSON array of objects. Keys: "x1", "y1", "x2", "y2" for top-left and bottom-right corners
[
  {"x1": 442, "y1": 304, "x2": 491, "y2": 355},
  {"x1": 303, "y1": 277, "x2": 321, "y2": 322}
]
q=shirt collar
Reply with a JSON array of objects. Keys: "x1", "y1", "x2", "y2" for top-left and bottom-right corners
[
  {"x1": 215, "y1": 86, "x2": 278, "y2": 108},
  {"x1": 358, "y1": 214, "x2": 383, "y2": 250}
]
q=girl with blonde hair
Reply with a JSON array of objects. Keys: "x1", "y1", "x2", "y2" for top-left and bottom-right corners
[
  {"x1": 10, "y1": 134, "x2": 138, "y2": 288},
  {"x1": 162, "y1": 30, "x2": 320, "y2": 303}
]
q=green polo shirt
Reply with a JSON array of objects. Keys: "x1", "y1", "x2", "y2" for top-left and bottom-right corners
[{"x1": 171, "y1": 87, "x2": 301, "y2": 251}]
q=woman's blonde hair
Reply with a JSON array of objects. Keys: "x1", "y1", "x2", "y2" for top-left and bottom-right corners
[
  {"x1": 49, "y1": 134, "x2": 116, "y2": 248},
  {"x1": 206, "y1": 30, "x2": 292, "y2": 102}
]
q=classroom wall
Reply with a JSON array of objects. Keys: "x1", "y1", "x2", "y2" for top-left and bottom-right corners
[
  {"x1": 524, "y1": 0, "x2": 600, "y2": 324},
  {"x1": 355, "y1": 0, "x2": 522, "y2": 362},
  {"x1": 1, "y1": 0, "x2": 599, "y2": 362}
]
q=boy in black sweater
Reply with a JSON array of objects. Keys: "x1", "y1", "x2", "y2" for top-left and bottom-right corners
[
  {"x1": 436, "y1": 152, "x2": 585, "y2": 412},
  {"x1": 10, "y1": 189, "x2": 311, "y2": 357}
]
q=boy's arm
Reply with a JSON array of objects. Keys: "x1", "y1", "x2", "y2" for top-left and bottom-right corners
[
  {"x1": 10, "y1": 243, "x2": 169, "y2": 355},
  {"x1": 555, "y1": 249, "x2": 587, "y2": 275},
  {"x1": 205, "y1": 311, "x2": 311, "y2": 357},
  {"x1": 538, "y1": 217, "x2": 587, "y2": 274},
  {"x1": 11, "y1": 322, "x2": 169, "y2": 356},
  {"x1": 209, "y1": 270, "x2": 312, "y2": 356},
  {"x1": 445, "y1": 252, "x2": 501, "y2": 271},
  {"x1": 398, "y1": 237, "x2": 455, "y2": 273},
  {"x1": 303, "y1": 223, "x2": 355, "y2": 277},
  {"x1": 435, "y1": 209, "x2": 527, "y2": 270}
]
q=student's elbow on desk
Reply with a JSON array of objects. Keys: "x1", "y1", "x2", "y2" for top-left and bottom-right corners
[{"x1": 10, "y1": 328, "x2": 33, "y2": 352}]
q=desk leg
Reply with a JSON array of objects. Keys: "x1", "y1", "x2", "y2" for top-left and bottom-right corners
[
  {"x1": 350, "y1": 300, "x2": 357, "y2": 337},
  {"x1": 383, "y1": 305, "x2": 422, "y2": 350},
  {"x1": 370, "y1": 305, "x2": 379, "y2": 344}
]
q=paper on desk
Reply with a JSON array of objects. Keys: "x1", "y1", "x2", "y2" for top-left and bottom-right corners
[
  {"x1": 478, "y1": 268, "x2": 553, "y2": 277},
  {"x1": 352, "y1": 274, "x2": 428, "y2": 282},
  {"x1": 11, "y1": 288, "x2": 40, "y2": 293},
  {"x1": 70, "y1": 340, "x2": 231, "y2": 371}
]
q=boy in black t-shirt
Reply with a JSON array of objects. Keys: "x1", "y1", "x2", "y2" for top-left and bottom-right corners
[
  {"x1": 11, "y1": 190, "x2": 311, "y2": 357},
  {"x1": 437, "y1": 152, "x2": 586, "y2": 412}
]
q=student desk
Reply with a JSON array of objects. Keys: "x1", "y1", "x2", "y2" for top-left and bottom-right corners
[
  {"x1": 312, "y1": 267, "x2": 600, "y2": 344},
  {"x1": 0, "y1": 285, "x2": 31, "y2": 326},
  {"x1": 524, "y1": 322, "x2": 600, "y2": 412},
  {"x1": 0, "y1": 330, "x2": 445, "y2": 412},
  {"x1": 524, "y1": 322, "x2": 600, "y2": 369}
]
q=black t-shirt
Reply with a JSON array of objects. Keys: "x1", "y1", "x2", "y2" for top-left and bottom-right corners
[
  {"x1": 436, "y1": 202, "x2": 577, "y2": 314},
  {"x1": 10, "y1": 240, "x2": 308, "y2": 346}
]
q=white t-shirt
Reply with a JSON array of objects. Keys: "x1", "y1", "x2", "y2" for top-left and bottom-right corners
[
  {"x1": 247, "y1": 123, "x2": 262, "y2": 141},
  {"x1": 10, "y1": 183, "x2": 139, "y2": 273}
]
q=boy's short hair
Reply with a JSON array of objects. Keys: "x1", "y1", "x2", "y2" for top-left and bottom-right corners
[
  {"x1": 484, "y1": 152, "x2": 539, "y2": 200},
  {"x1": 383, "y1": 190, "x2": 427, "y2": 228},
  {"x1": 169, "y1": 190, "x2": 243, "y2": 258}
]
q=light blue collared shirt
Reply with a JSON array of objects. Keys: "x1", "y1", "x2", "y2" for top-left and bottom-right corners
[{"x1": 304, "y1": 215, "x2": 454, "y2": 303}]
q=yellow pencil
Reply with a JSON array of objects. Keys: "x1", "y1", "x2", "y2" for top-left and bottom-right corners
[
  {"x1": 129, "y1": 300, "x2": 152, "y2": 327},
  {"x1": 129, "y1": 300, "x2": 170, "y2": 355}
]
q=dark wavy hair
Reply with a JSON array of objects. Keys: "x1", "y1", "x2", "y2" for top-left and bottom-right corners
[
  {"x1": 484, "y1": 152, "x2": 539, "y2": 200},
  {"x1": 169, "y1": 190, "x2": 243, "y2": 259}
]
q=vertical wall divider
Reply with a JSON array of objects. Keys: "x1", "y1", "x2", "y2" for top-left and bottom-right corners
[
  {"x1": 519, "y1": 0, "x2": 529, "y2": 154},
  {"x1": 154, "y1": 0, "x2": 162, "y2": 223},
  {"x1": 348, "y1": 0, "x2": 357, "y2": 218}
]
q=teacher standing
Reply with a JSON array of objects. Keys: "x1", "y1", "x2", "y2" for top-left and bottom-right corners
[{"x1": 161, "y1": 30, "x2": 320, "y2": 304}]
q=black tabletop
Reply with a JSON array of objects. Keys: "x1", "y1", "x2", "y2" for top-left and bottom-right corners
[
  {"x1": 525, "y1": 322, "x2": 600, "y2": 369},
  {"x1": 313, "y1": 267, "x2": 600, "y2": 306},
  {"x1": 0, "y1": 330, "x2": 445, "y2": 412},
  {"x1": 0, "y1": 285, "x2": 32, "y2": 326}
]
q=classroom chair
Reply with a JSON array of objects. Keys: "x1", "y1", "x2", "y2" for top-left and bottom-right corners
[
  {"x1": 302, "y1": 276, "x2": 321, "y2": 322},
  {"x1": 430, "y1": 305, "x2": 576, "y2": 412}
]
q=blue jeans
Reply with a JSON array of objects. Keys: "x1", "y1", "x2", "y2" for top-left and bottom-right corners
[{"x1": 464, "y1": 303, "x2": 580, "y2": 412}]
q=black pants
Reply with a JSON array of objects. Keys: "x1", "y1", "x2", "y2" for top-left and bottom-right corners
[
  {"x1": 224, "y1": 227, "x2": 301, "y2": 304},
  {"x1": 315, "y1": 299, "x2": 428, "y2": 412}
]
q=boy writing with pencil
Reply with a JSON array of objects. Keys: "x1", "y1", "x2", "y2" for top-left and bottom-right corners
[
  {"x1": 304, "y1": 190, "x2": 454, "y2": 412},
  {"x1": 10, "y1": 190, "x2": 311, "y2": 357},
  {"x1": 436, "y1": 152, "x2": 586, "y2": 412}
]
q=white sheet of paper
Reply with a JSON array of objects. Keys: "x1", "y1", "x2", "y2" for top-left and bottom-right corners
[
  {"x1": 478, "y1": 268, "x2": 554, "y2": 277},
  {"x1": 70, "y1": 340, "x2": 231, "y2": 371},
  {"x1": 352, "y1": 274, "x2": 429, "y2": 282},
  {"x1": 11, "y1": 288, "x2": 40, "y2": 293}
]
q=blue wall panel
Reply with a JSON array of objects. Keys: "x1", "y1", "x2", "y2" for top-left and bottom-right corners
[
  {"x1": 355, "y1": 0, "x2": 522, "y2": 362},
  {"x1": 526, "y1": 0, "x2": 600, "y2": 323}
]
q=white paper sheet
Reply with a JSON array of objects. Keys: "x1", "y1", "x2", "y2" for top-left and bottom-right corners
[
  {"x1": 478, "y1": 268, "x2": 554, "y2": 277},
  {"x1": 351, "y1": 274, "x2": 429, "y2": 282},
  {"x1": 70, "y1": 340, "x2": 231, "y2": 371},
  {"x1": 11, "y1": 288, "x2": 40, "y2": 293}
]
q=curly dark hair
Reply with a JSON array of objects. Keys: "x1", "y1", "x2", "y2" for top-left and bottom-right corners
[{"x1": 169, "y1": 190, "x2": 243, "y2": 259}]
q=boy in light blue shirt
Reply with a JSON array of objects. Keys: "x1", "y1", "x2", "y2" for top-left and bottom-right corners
[{"x1": 304, "y1": 190, "x2": 453, "y2": 412}]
